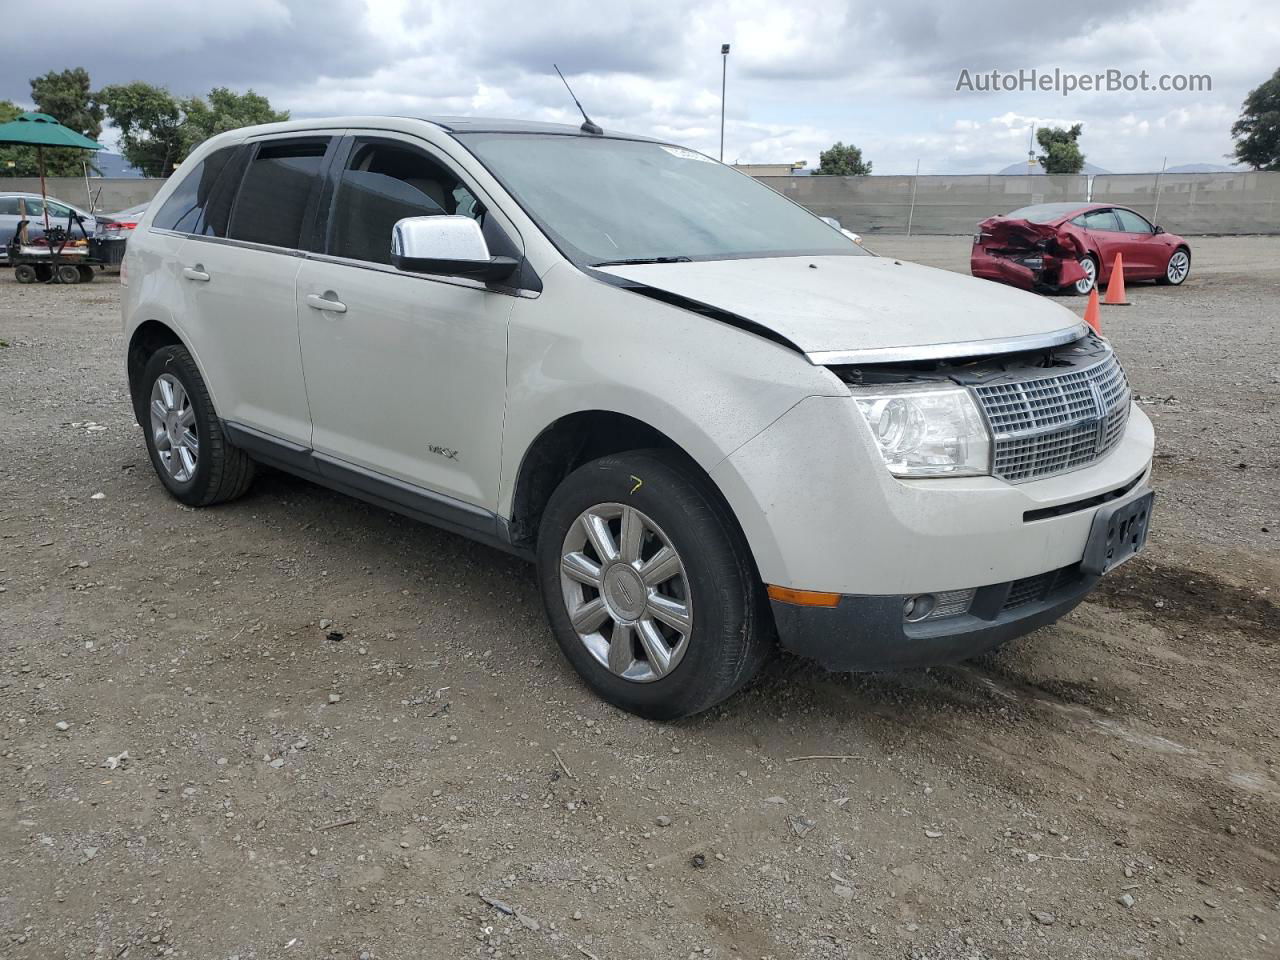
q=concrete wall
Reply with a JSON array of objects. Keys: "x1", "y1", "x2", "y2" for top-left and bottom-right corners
[
  {"x1": 758, "y1": 172, "x2": 1280, "y2": 236},
  {"x1": 1, "y1": 177, "x2": 166, "y2": 213},
  {"x1": 7, "y1": 170, "x2": 1278, "y2": 235},
  {"x1": 1091, "y1": 172, "x2": 1280, "y2": 235},
  {"x1": 760, "y1": 174, "x2": 1088, "y2": 236}
]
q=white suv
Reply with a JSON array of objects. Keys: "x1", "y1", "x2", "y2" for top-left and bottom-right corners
[{"x1": 123, "y1": 117, "x2": 1154, "y2": 719}]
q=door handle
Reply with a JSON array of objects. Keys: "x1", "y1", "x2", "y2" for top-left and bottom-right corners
[
  {"x1": 305, "y1": 292, "x2": 347, "y2": 314},
  {"x1": 182, "y1": 266, "x2": 210, "y2": 282}
]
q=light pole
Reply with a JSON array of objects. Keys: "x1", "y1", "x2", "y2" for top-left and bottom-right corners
[{"x1": 720, "y1": 43, "x2": 730, "y2": 162}]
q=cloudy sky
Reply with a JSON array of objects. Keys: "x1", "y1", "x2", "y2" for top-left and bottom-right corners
[{"x1": 4, "y1": 0, "x2": 1277, "y2": 173}]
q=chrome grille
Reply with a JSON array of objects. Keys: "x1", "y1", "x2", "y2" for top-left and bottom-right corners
[{"x1": 974, "y1": 352, "x2": 1131, "y2": 482}]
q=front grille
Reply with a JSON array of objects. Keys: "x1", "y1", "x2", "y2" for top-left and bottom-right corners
[
  {"x1": 1002, "y1": 565, "x2": 1082, "y2": 612},
  {"x1": 974, "y1": 352, "x2": 1131, "y2": 482}
]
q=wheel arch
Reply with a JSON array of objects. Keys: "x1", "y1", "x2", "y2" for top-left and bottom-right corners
[
  {"x1": 505, "y1": 410, "x2": 749, "y2": 558},
  {"x1": 126, "y1": 319, "x2": 188, "y2": 425}
]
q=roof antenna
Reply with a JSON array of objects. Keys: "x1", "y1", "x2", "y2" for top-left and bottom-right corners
[{"x1": 554, "y1": 64, "x2": 603, "y2": 135}]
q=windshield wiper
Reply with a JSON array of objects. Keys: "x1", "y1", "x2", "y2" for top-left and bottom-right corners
[{"x1": 590, "y1": 255, "x2": 693, "y2": 267}]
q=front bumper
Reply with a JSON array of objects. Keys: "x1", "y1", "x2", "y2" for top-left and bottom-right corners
[{"x1": 770, "y1": 562, "x2": 1097, "y2": 671}]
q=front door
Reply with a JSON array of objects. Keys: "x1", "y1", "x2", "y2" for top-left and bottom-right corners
[
  {"x1": 1111, "y1": 207, "x2": 1163, "y2": 277},
  {"x1": 296, "y1": 134, "x2": 516, "y2": 511}
]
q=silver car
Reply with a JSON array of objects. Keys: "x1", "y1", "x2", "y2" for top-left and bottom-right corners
[{"x1": 0, "y1": 192, "x2": 98, "y2": 262}]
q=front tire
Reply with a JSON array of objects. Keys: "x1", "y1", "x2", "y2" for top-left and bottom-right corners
[
  {"x1": 536, "y1": 450, "x2": 771, "y2": 720},
  {"x1": 139, "y1": 345, "x2": 255, "y2": 506},
  {"x1": 1157, "y1": 247, "x2": 1190, "y2": 285}
]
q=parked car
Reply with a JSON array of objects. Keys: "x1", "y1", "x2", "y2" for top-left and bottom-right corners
[
  {"x1": 99, "y1": 202, "x2": 149, "y2": 238},
  {"x1": 971, "y1": 201, "x2": 1191, "y2": 295},
  {"x1": 0, "y1": 192, "x2": 97, "y2": 262},
  {"x1": 820, "y1": 216, "x2": 864, "y2": 245},
  {"x1": 122, "y1": 118, "x2": 1155, "y2": 719}
]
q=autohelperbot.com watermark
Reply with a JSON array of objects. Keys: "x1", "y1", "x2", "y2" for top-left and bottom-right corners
[{"x1": 956, "y1": 68, "x2": 1212, "y2": 96}]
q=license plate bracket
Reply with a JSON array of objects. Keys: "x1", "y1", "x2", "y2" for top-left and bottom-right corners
[{"x1": 1082, "y1": 489, "x2": 1154, "y2": 576}]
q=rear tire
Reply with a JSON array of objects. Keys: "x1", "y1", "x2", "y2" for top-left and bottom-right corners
[
  {"x1": 77, "y1": 265, "x2": 95, "y2": 283},
  {"x1": 1069, "y1": 255, "x2": 1097, "y2": 295},
  {"x1": 536, "y1": 449, "x2": 771, "y2": 720},
  {"x1": 139, "y1": 345, "x2": 256, "y2": 507},
  {"x1": 13, "y1": 263, "x2": 37, "y2": 284},
  {"x1": 56, "y1": 263, "x2": 81, "y2": 284}
]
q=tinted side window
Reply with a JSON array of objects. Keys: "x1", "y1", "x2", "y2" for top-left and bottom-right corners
[
  {"x1": 153, "y1": 146, "x2": 236, "y2": 234},
  {"x1": 0, "y1": 198, "x2": 19, "y2": 215},
  {"x1": 227, "y1": 140, "x2": 329, "y2": 249},
  {"x1": 1114, "y1": 209, "x2": 1153, "y2": 233},
  {"x1": 1083, "y1": 209, "x2": 1121, "y2": 232},
  {"x1": 328, "y1": 140, "x2": 483, "y2": 265}
]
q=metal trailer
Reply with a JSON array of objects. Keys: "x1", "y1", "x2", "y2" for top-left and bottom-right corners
[{"x1": 6, "y1": 215, "x2": 123, "y2": 284}]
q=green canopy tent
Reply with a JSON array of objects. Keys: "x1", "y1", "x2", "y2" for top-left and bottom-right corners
[{"x1": 0, "y1": 111, "x2": 103, "y2": 232}]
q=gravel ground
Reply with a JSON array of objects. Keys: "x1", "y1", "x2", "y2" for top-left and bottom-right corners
[{"x1": 1, "y1": 239, "x2": 1277, "y2": 960}]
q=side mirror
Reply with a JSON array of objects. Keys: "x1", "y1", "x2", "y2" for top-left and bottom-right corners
[
  {"x1": 391, "y1": 216, "x2": 518, "y2": 282},
  {"x1": 1153, "y1": 225, "x2": 1165, "y2": 234}
]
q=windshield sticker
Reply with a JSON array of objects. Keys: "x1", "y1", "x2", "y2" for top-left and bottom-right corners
[{"x1": 660, "y1": 145, "x2": 715, "y2": 163}]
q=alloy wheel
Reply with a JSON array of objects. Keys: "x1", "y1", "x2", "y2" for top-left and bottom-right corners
[
  {"x1": 149, "y1": 373, "x2": 199, "y2": 482},
  {"x1": 1074, "y1": 257, "x2": 1096, "y2": 294},
  {"x1": 559, "y1": 503, "x2": 693, "y2": 683},
  {"x1": 1167, "y1": 250, "x2": 1189, "y2": 284}
]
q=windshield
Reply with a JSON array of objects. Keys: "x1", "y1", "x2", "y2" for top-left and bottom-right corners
[{"x1": 456, "y1": 133, "x2": 866, "y2": 265}]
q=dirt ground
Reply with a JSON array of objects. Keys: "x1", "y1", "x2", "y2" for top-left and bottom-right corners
[{"x1": 1, "y1": 237, "x2": 1277, "y2": 960}]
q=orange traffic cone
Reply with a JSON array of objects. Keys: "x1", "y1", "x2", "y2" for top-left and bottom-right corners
[
  {"x1": 1103, "y1": 252, "x2": 1129, "y2": 305},
  {"x1": 1083, "y1": 286, "x2": 1103, "y2": 335}
]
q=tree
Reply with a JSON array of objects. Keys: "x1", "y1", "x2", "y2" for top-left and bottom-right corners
[
  {"x1": 30, "y1": 67, "x2": 103, "y2": 176},
  {"x1": 180, "y1": 87, "x2": 288, "y2": 156},
  {"x1": 1036, "y1": 124, "x2": 1085, "y2": 174},
  {"x1": 97, "y1": 82, "x2": 185, "y2": 177},
  {"x1": 98, "y1": 83, "x2": 289, "y2": 176},
  {"x1": 1231, "y1": 67, "x2": 1280, "y2": 170},
  {"x1": 813, "y1": 141, "x2": 872, "y2": 176}
]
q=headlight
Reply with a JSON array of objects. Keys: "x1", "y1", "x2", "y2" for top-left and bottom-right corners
[{"x1": 853, "y1": 386, "x2": 991, "y2": 477}]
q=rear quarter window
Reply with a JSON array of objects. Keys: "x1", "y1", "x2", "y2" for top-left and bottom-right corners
[{"x1": 152, "y1": 146, "x2": 238, "y2": 235}]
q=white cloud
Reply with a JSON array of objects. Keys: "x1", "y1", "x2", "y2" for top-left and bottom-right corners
[{"x1": 4, "y1": 0, "x2": 1273, "y2": 174}]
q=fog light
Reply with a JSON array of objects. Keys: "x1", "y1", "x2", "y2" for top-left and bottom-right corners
[
  {"x1": 903, "y1": 594, "x2": 936, "y2": 622},
  {"x1": 904, "y1": 588, "x2": 976, "y2": 622}
]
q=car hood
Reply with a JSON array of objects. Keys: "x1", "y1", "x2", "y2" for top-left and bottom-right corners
[{"x1": 597, "y1": 255, "x2": 1086, "y2": 363}]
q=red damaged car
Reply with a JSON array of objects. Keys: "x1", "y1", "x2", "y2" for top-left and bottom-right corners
[{"x1": 971, "y1": 201, "x2": 1191, "y2": 295}]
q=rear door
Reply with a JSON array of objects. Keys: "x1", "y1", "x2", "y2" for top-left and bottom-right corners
[
  {"x1": 1076, "y1": 208, "x2": 1124, "y2": 275},
  {"x1": 173, "y1": 135, "x2": 336, "y2": 446},
  {"x1": 0, "y1": 197, "x2": 18, "y2": 251},
  {"x1": 295, "y1": 132, "x2": 518, "y2": 511}
]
